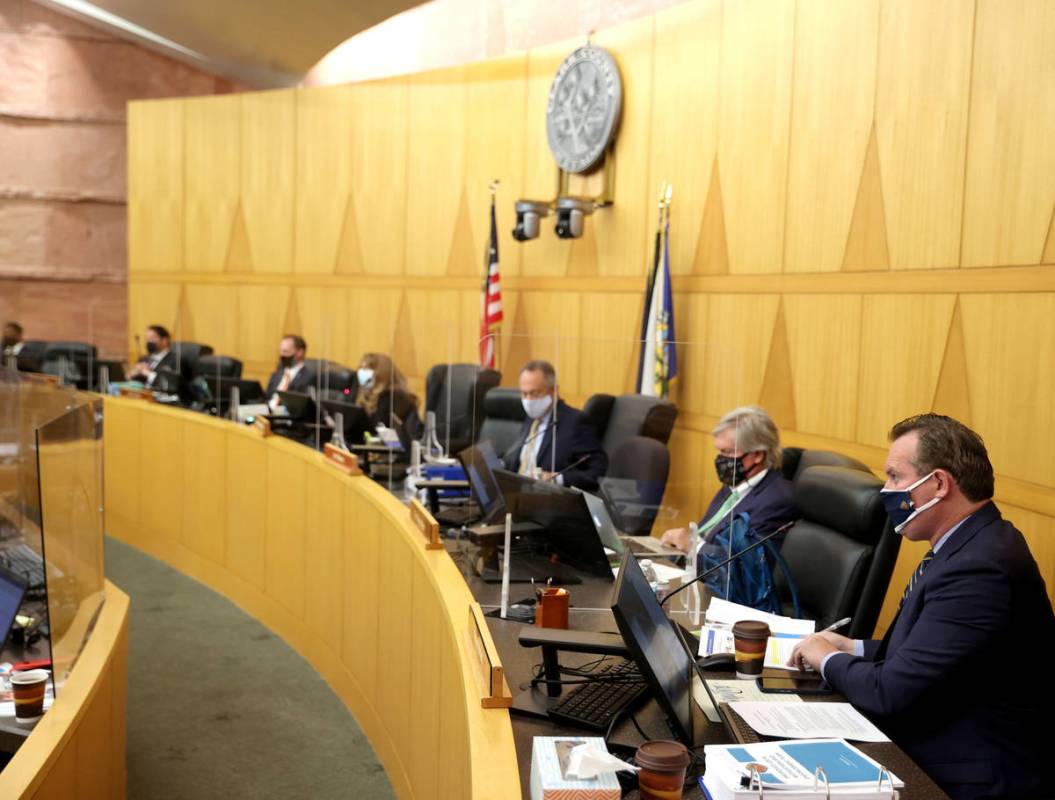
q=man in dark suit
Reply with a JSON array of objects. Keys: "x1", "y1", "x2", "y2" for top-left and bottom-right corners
[
  {"x1": 129, "y1": 324, "x2": 178, "y2": 387},
  {"x1": 792, "y1": 414, "x2": 1054, "y2": 800},
  {"x1": 501, "y1": 359, "x2": 607, "y2": 491},
  {"x1": 265, "y1": 334, "x2": 316, "y2": 410},
  {"x1": 660, "y1": 405, "x2": 798, "y2": 564}
]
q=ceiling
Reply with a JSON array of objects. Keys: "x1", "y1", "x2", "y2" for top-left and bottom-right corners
[{"x1": 36, "y1": 0, "x2": 425, "y2": 88}]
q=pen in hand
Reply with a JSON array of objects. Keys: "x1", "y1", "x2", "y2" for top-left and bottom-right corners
[{"x1": 821, "y1": 617, "x2": 851, "y2": 633}]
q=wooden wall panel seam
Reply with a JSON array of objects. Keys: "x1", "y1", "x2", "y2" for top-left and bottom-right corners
[{"x1": 956, "y1": 0, "x2": 980, "y2": 269}]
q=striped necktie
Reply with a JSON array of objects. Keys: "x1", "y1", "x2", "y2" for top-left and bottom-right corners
[
  {"x1": 898, "y1": 549, "x2": 934, "y2": 610},
  {"x1": 518, "y1": 418, "x2": 541, "y2": 474},
  {"x1": 697, "y1": 489, "x2": 741, "y2": 538}
]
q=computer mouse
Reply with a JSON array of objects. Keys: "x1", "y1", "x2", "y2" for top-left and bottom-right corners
[{"x1": 697, "y1": 652, "x2": 735, "y2": 670}]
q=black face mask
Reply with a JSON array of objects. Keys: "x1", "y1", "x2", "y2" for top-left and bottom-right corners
[
  {"x1": 146, "y1": 341, "x2": 159, "y2": 355},
  {"x1": 279, "y1": 355, "x2": 295, "y2": 369},
  {"x1": 1, "y1": 337, "x2": 16, "y2": 348},
  {"x1": 715, "y1": 453, "x2": 753, "y2": 487}
]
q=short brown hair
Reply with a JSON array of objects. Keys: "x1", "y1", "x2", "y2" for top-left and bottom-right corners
[
  {"x1": 889, "y1": 414, "x2": 994, "y2": 502},
  {"x1": 282, "y1": 334, "x2": 307, "y2": 352}
]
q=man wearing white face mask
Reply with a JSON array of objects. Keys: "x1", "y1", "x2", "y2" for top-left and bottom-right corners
[
  {"x1": 501, "y1": 359, "x2": 607, "y2": 491},
  {"x1": 789, "y1": 414, "x2": 1054, "y2": 800}
]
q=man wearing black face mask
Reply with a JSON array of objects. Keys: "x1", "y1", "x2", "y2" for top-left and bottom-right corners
[
  {"x1": 660, "y1": 405, "x2": 797, "y2": 565},
  {"x1": 2, "y1": 322, "x2": 24, "y2": 357},
  {"x1": 790, "y1": 414, "x2": 1054, "y2": 800},
  {"x1": 265, "y1": 334, "x2": 315, "y2": 410},
  {"x1": 129, "y1": 324, "x2": 177, "y2": 386}
]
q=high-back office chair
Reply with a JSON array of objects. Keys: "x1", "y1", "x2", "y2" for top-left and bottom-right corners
[
  {"x1": 776, "y1": 465, "x2": 901, "y2": 639},
  {"x1": 170, "y1": 341, "x2": 214, "y2": 380},
  {"x1": 601, "y1": 436, "x2": 670, "y2": 535},
  {"x1": 315, "y1": 365, "x2": 357, "y2": 395},
  {"x1": 193, "y1": 355, "x2": 242, "y2": 378},
  {"x1": 477, "y1": 387, "x2": 526, "y2": 457},
  {"x1": 582, "y1": 393, "x2": 678, "y2": 459},
  {"x1": 424, "y1": 364, "x2": 501, "y2": 455},
  {"x1": 14, "y1": 340, "x2": 48, "y2": 371},
  {"x1": 780, "y1": 447, "x2": 869, "y2": 484},
  {"x1": 41, "y1": 342, "x2": 97, "y2": 389}
]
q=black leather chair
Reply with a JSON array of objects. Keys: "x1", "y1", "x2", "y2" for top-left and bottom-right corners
[
  {"x1": 41, "y1": 342, "x2": 98, "y2": 388},
  {"x1": 602, "y1": 436, "x2": 670, "y2": 535},
  {"x1": 582, "y1": 393, "x2": 678, "y2": 459},
  {"x1": 776, "y1": 465, "x2": 902, "y2": 639},
  {"x1": 781, "y1": 446, "x2": 869, "y2": 484},
  {"x1": 424, "y1": 364, "x2": 501, "y2": 455},
  {"x1": 170, "y1": 341, "x2": 213, "y2": 380},
  {"x1": 193, "y1": 355, "x2": 242, "y2": 378},
  {"x1": 477, "y1": 387, "x2": 526, "y2": 457}
]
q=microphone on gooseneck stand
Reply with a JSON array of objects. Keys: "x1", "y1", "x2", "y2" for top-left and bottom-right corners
[
  {"x1": 659, "y1": 519, "x2": 797, "y2": 607},
  {"x1": 541, "y1": 454, "x2": 589, "y2": 483}
]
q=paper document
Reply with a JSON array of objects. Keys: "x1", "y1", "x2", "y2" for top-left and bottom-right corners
[
  {"x1": 705, "y1": 678, "x2": 803, "y2": 706},
  {"x1": 698, "y1": 599, "x2": 814, "y2": 670},
  {"x1": 705, "y1": 597, "x2": 815, "y2": 635},
  {"x1": 729, "y1": 702, "x2": 889, "y2": 743},
  {"x1": 703, "y1": 738, "x2": 902, "y2": 798}
]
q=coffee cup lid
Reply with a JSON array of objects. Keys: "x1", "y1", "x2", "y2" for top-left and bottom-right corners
[
  {"x1": 732, "y1": 620, "x2": 771, "y2": 639},
  {"x1": 635, "y1": 739, "x2": 691, "y2": 771},
  {"x1": 10, "y1": 669, "x2": 49, "y2": 683}
]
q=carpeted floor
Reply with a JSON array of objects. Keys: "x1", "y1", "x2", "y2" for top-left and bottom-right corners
[{"x1": 104, "y1": 537, "x2": 394, "y2": 800}]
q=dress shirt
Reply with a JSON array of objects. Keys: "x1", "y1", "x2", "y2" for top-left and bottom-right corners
[
  {"x1": 146, "y1": 348, "x2": 170, "y2": 384},
  {"x1": 269, "y1": 362, "x2": 304, "y2": 409},
  {"x1": 694, "y1": 468, "x2": 769, "y2": 553}
]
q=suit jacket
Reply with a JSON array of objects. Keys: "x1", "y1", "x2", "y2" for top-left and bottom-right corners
[
  {"x1": 696, "y1": 469, "x2": 798, "y2": 561},
  {"x1": 824, "y1": 502, "x2": 1055, "y2": 799},
  {"x1": 135, "y1": 351, "x2": 178, "y2": 386},
  {"x1": 264, "y1": 363, "x2": 317, "y2": 398},
  {"x1": 502, "y1": 399, "x2": 607, "y2": 491}
]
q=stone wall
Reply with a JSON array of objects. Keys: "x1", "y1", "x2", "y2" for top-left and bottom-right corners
[{"x1": 0, "y1": 0, "x2": 241, "y2": 359}]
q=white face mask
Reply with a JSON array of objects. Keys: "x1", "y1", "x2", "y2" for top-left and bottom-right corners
[
  {"x1": 521, "y1": 394, "x2": 552, "y2": 420},
  {"x1": 357, "y1": 368, "x2": 374, "y2": 388}
]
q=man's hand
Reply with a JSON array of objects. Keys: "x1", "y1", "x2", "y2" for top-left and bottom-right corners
[
  {"x1": 787, "y1": 633, "x2": 841, "y2": 672},
  {"x1": 129, "y1": 362, "x2": 148, "y2": 378},
  {"x1": 660, "y1": 527, "x2": 690, "y2": 553}
]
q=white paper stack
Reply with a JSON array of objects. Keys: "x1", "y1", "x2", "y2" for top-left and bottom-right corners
[{"x1": 697, "y1": 598, "x2": 816, "y2": 670}]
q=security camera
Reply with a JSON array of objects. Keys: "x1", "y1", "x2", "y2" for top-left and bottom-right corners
[
  {"x1": 554, "y1": 197, "x2": 594, "y2": 239},
  {"x1": 512, "y1": 200, "x2": 550, "y2": 242}
]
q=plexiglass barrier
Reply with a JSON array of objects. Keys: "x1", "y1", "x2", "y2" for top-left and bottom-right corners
[{"x1": 36, "y1": 399, "x2": 105, "y2": 685}]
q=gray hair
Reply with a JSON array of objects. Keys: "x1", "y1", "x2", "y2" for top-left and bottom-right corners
[
  {"x1": 712, "y1": 405, "x2": 782, "y2": 470},
  {"x1": 520, "y1": 359, "x2": 556, "y2": 389}
]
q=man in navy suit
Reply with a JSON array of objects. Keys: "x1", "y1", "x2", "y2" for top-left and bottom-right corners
[
  {"x1": 265, "y1": 334, "x2": 316, "y2": 410},
  {"x1": 792, "y1": 414, "x2": 1054, "y2": 800},
  {"x1": 660, "y1": 405, "x2": 798, "y2": 566},
  {"x1": 501, "y1": 359, "x2": 607, "y2": 491}
]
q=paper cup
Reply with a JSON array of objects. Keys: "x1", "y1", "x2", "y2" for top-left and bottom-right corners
[
  {"x1": 10, "y1": 669, "x2": 49, "y2": 722},
  {"x1": 732, "y1": 620, "x2": 771, "y2": 678}
]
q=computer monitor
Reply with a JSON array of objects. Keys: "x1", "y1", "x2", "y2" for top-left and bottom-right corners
[
  {"x1": 277, "y1": 390, "x2": 317, "y2": 420},
  {"x1": 320, "y1": 399, "x2": 372, "y2": 445},
  {"x1": 0, "y1": 563, "x2": 28, "y2": 654},
  {"x1": 198, "y1": 376, "x2": 265, "y2": 412},
  {"x1": 458, "y1": 445, "x2": 509, "y2": 525},
  {"x1": 577, "y1": 489, "x2": 624, "y2": 554},
  {"x1": 610, "y1": 549, "x2": 693, "y2": 745}
]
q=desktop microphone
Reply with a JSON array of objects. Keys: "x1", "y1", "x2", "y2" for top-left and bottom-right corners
[
  {"x1": 541, "y1": 455, "x2": 589, "y2": 483},
  {"x1": 659, "y1": 519, "x2": 797, "y2": 607}
]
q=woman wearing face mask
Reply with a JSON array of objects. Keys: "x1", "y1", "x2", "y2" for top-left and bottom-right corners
[
  {"x1": 354, "y1": 353, "x2": 423, "y2": 450},
  {"x1": 660, "y1": 405, "x2": 798, "y2": 563}
]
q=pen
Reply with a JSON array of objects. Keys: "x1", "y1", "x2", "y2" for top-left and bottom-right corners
[{"x1": 822, "y1": 617, "x2": 851, "y2": 633}]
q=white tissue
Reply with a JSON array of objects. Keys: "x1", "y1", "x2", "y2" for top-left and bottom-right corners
[{"x1": 564, "y1": 742, "x2": 639, "y2": 780}]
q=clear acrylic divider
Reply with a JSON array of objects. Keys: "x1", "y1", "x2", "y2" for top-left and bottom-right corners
[{"x1": 35, "y1": 398, "x2": 105, "y2": 688}]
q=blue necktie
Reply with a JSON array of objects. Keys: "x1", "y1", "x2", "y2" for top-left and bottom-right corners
[{"x1": 898, "y1": 549, "x2": 934, "y2": 610}]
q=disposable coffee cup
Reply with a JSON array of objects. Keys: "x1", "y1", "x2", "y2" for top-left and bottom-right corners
[
  {"x1": 10, "y1": 669, "x2": 49, "y2": 723},
  {"x1": 732, "y1": 620, "x2": 771, "y2": 678},
  {"x1": 635, "y1": 739, "x2": 691, "y2": 800}
]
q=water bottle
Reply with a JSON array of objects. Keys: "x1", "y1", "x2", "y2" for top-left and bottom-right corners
[{"x1": 639, "y1": 559, "x2": 659, "y2": 593}]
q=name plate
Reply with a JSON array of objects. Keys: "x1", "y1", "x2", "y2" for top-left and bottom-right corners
[
  {"x1": 466, "y1": 602, "x2": 513, "y2": 709},
  {"x1": 254, "y1": 416, "x2": 272, "y2": 438},
  {"x1": 409, "y1": 498, "x2": 443, "y2": 550},
  {"x1": 118, "y1": 386, "x2": 154, "y2": 402},
  {"x1": 323, "y1": 442, "x2": 361, "y2": 475}
]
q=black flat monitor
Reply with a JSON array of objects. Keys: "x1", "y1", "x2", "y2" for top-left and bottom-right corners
[
  {"x1": 278, "y1": 390, "x2": 317, "y2": 420},
  {"x1": 458, "y1": 445, "x2": 509, "y2": 525},
  {"x1": 320, "y1": 399, "x2": 372, "y2": 445},
  {"x1": 491, "y1": 467, "x2": 613, "y2": 580},
  {"x1": 0, "y1": 563, "x2": 28, "y2": 654},
  {"x1": 199, "y1": 376, "x2": 265, "y2": 411},
  {"x1": 610, "y1": 549, "x2": 693, "y2": 745}
]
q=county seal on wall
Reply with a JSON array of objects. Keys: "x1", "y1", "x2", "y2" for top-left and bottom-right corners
[{"x1": 545, "y1": 45, "x2": 622, "y2": 174}]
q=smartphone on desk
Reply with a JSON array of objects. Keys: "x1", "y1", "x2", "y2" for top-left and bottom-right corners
[{"x1": 757, "y1": 674, "x2": 832, "y2": 695}]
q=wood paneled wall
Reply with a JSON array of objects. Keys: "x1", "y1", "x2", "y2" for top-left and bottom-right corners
[{"x1": 127, "y1": 0, "x2": 1055, "y2": 635}]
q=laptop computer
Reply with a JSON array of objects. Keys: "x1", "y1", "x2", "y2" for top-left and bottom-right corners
[
  {"x1": 0, "y1": 563, "x2": 28, "y2": 654},
  {"x1": 320, "y1": 399, "x2": 372, "y2": 445}
]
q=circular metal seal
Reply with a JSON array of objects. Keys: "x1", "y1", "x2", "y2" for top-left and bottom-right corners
[{"x1": 546, "y1": 45, "x2": 622, "y2": 174}]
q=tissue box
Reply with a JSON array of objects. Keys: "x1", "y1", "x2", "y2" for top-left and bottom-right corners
[{"x1": 529, "y1": 737, "x2": 621, "y2": 800}]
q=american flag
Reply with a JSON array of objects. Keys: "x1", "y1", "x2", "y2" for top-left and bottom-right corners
[{"x1": 479, "y1": 194, "x2": 503, "y2": 368}]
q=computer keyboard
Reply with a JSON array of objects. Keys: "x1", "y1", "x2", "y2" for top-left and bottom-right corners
[
  {"x1": 1, "y1": 543, "x2": 45, "y2": 589},
  {"x1": 547, "y1": 658, "x2": 649, "y2": 731}
]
